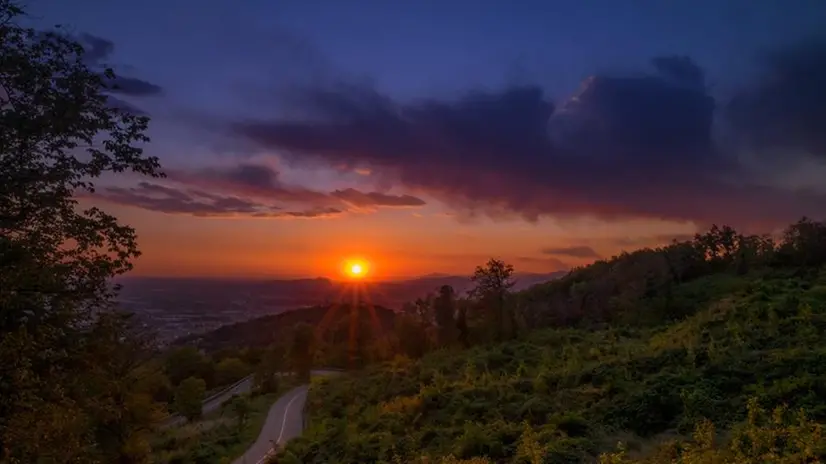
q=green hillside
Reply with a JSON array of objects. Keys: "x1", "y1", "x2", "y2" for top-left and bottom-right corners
[{"x1": 275, "y1": 220, "x2": 826, "y2": 463}]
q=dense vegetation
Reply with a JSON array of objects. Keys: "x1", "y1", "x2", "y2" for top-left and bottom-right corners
[
  {"x1": 0, "y1": 2, "x2": 167, "y2": 461},
  {"x1": 277, "y1": 219, "x2": 826, "y2": 463},
  {"x1": 152, "y1": 380, "x2": 298, "y2": 464},
  {"x1": 0, "y1": 4, "x2": 312, "y2": 461}
]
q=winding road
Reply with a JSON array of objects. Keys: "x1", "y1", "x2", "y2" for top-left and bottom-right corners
[{"x1": 233, "y1": 370, "x2": 341, "y2": 464}]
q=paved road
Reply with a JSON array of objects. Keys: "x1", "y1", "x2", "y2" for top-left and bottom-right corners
[
  {"x1": 163, "y1": 369, "x2": 343, "y2": 429},
  {"x1": 233, "y1": 370, "x2": 341, "y2": 464}
]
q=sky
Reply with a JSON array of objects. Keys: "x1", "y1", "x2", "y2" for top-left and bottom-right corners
[{"x1": 32, "y1": 0, "x2": 826, "y2": 279}]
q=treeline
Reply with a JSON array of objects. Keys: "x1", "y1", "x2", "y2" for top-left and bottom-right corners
[{"x1": 385, "y1": 218, "x2": 826, "y2": 362}]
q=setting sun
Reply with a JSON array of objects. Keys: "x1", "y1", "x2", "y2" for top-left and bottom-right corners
[{"x1": 342, "y1": 259, "x2": 370, "y2": 279}]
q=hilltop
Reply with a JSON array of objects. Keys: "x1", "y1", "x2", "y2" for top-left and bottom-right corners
[{"x1": 276, "y1": 219, "x2": 826, "y2": 463}]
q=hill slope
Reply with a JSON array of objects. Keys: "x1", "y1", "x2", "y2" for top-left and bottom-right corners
[
  {"x1": 278, "y1": 270, "x2": 826, "y2": 463},
  {"x1": 176, "y1": 303, "x2": 397, "y2": 353}
]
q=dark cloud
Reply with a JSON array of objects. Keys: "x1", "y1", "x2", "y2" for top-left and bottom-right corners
[
  {"x1": 168, "y1": 164, "x2": 336, "y2": 206},
  {"x1": 105, "y1": 96, "x2": 148, "y2": 115},
  {"x1": 727, "y1": 38, "x2": 826, "y2": 157},
  {"x1": 76, "y1": 33, "x2": 163, "y2": 97},
  {"x1": 541, "y1": 246, "x2": 601, "y2": 259},
  {"x1": 228, "y1": 54, "x2": 826, "y2": 229},
  {"x1": 91, "y1": 182, "x2": 342, "y2": 219},
  {"x1": 167, "y1": 163, "x2": 426, "y2": 210},
  {"x1": 331, "y1": 188, "x2": 425, "y2": 208},
  {"x1": 275, "y1": 207, "x2": 344, "y2": 218},
  {"x1": 94, "y1": 182, "x2": 282, "y2": 217},
  {"x1": 78, "y1": 33, "x2": 114, "y2": 65},
  {"x1": 105, "y1": 76, "x2": 163, "y2": 97}
]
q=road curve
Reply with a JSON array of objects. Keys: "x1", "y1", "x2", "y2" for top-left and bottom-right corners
[
  {"x1": 163, "y1": 369, "x2": 343, "y2": 429},
  {"x1": 233, "y1": 370, "x2": 341, "y2": 464}
]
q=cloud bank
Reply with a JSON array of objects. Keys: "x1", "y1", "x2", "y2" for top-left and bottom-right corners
[{"x1": 225, "y1": 43, "x2": 826, "y2": 230}]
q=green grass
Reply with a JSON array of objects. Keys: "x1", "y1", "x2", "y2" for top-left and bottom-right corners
[
  {"x1": 152, "y1": 380, "x2": 296, "y2": 464},
  {"x1": 276, "y1": 271, "x2": 826, "y2": 463}
]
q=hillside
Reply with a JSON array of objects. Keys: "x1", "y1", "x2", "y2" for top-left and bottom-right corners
[
  {"x1": 275, "y1": 220, "x2": 826, "y2": 463},
  {"x1": 280, "y1": 271, "x2": 826, "y2": 463},
  {"x1": 176, "y1": 303, "x2": 397, "y2": 353}
]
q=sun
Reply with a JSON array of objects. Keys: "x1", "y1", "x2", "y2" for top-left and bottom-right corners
[{"x1": 343, "y1": 259, "x2": 369, "y2": 279}]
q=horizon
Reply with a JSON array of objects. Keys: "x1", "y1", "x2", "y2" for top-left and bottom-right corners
[
  {"x1": 115, "y1": 269, "x2": 567, "y2": 283},
  {"x1": 31, "y1": 0, "x2": 826, "y2": 279}
]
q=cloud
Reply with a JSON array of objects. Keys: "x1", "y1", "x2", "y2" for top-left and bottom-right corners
[
  {"x1": 90, "y1": 182, "x2": 342, "y2": 218},
  {"x1": 76, "y1": 33, "x2": 163, "y2": 97},
  {"x1": 167, "y1": 163, "x2": 426, "y2": 211},
  {"x1": 105, "y1": 95, "x2": 148, "y2": 115},
  {"x1": 515, "y1": 256, "x2": 570, "y2": 270},
  {"x1": 330, "y1": 188, "x2": 425, "y2": 208},
  {"x1": 541, "y1": 245, "x2": 601, "y2": 259},
  {"x1": 727, "y1": 38, "x2": 826, "y2": 158},
  {"x1": 167, "y1": 164, "x2": 331, "y2": 205},
  {"x1": 276, "y1": 207, "x2": 343, "y2": 218},
  {"x1": 227, "y1": 54, "x2": 826, "y2": 230}
]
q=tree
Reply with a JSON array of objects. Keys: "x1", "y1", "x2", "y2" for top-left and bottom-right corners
[
  {"x1": 254, "y1": 344, "x2": 285, "y2": 393},
  {"x1": 393, "y1": 313, "x2": 429, "y2": 358},
  {"x1": 173, "y1": 377, "x2": 206, "y2": 422},
  {"x1": 290, "y1": 323, "x2": 315, "y2": 382},
  {"x1": 433, "y1": 285, "x2": 457, "y2": 346},
  {"x1": 229, "y1": 394, "x2": 252, "y2": 430},
  {"x1": 215, "y1": 357, "x2": 250, "y2": 387},
  {"x1": 470, "y1": 259, "x2": 517, "y2": 341},
  {"x1": 0, "y1": 3, "x2": 162, "y2": 461},
  {"x1": 165, "y1": 346, "x2": 212, "y2": 386}
]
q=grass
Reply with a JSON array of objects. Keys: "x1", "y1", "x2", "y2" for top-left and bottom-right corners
[
  {"x1": 152, "y1": 379, "x2": 297, "y2": 464},
  {"x1": 275, "y1": 271, "x2": 826, "y2": 463}
]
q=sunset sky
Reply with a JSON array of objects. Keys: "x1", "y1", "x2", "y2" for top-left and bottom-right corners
[{"x1": 36, "y1": 0, "x2": 826, "y2": 279}]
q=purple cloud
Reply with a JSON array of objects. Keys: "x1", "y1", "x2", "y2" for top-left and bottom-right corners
[
  {"x1": 224, "y1": 52, "x2": 826, "y2": 230},
  {"x1": 90, "y1": 182, "x2": 342, "y2": 219},
  {"x1": 167, "y1": 163, "x2": 426, "y2": 210}
]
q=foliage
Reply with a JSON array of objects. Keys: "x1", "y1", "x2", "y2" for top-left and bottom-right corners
[
  {"x1": 174, "y1": 377, "x2": 206, "y2": 422},
  {"x1": 215, "y1": 357, "x2": 250, "y2": 387},
  {"x1": 165, "y1": 346, "x2": 213, "y2": 386},
  {"x1": 152, "y1": 388, "x2": 291, "y2": 464},
  {"x1": 277, "y1": 218, "x2": 826, "y2": 463},
  {"x1": 290, "y1": 323, "x2": 315, "y2": 382},
  {"x1": 471, "y1": 259, "x2": 517, "y2": 341},
  {"x1": 229, "y1": 395, "x2": 252, "y2": 431},
  {"x1": 600, "y1": 399, "x2": 825, "y2": 463},
  {"x1": 0, "y1": 2, "x2": 162, "y2": 461},
  {"x1": 254, "y1": 345, "x2": 286, "y2": 393}
]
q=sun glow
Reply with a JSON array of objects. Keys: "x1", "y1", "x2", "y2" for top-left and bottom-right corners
[{"x1": 343, "y1": 259, "x2": 370, "y2": 279}]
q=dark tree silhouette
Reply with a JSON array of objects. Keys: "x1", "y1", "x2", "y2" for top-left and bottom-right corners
[{"x1": 0, "y1": 2, "x2": 162, "y2": 460}]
